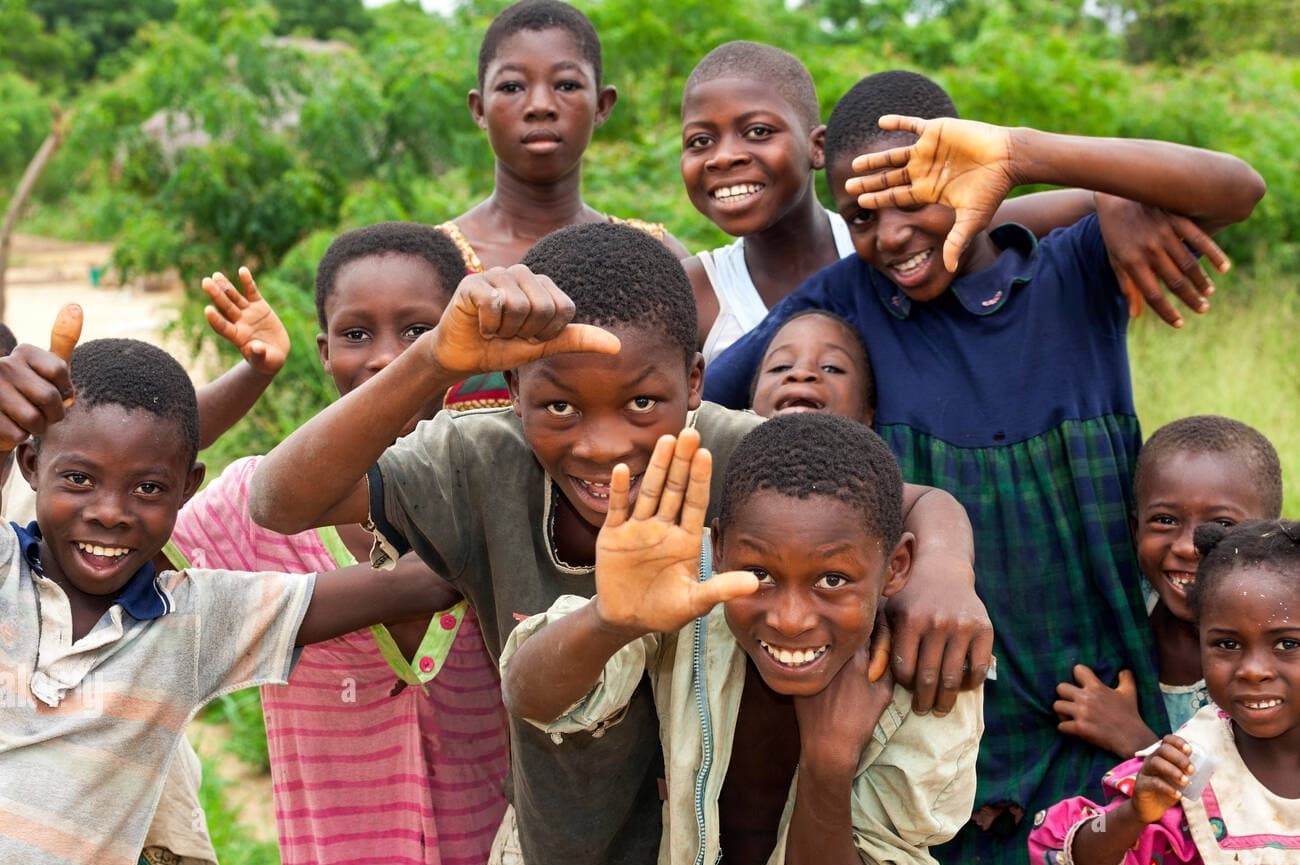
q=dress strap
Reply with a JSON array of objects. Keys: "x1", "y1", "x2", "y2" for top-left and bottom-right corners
[{"x1": 436, "y1": 221, "x2": 485, "y2": 274}]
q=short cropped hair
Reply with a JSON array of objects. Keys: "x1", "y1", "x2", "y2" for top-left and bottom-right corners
[
  {"x1": 684, "y1": 41, "x2": 820, "y2": 130},
  {"x1": 477, "y1": 0, "x2": 602, "y2": 88},
  {"x1": 1135, "y1": 415, "x2": 1283, "y2": 518},
  {"x1": 520, "y1": 222, "x2": 697, "y2": 360},
  {"x1": 68, "y1": 338, "x2": 200, "y2": 464},
  {"x1": 717, "y1": 413, "x2": 903, "y2": 545},
  {"x1": 1190, "y1": 518, "x2": 1300, "y2": 618},
  {"x1": 0, "y1": 323, "x2": 16, "y2": 357},
  {"x1": 315, "y1": 222, "x2": 467, "y2": 330},
  {"x1": 750, "y1": 309, "x2": 876, "y2": 411},
  {"x1": 824, "y1": 70, "x2": 957, "y2": 171}
]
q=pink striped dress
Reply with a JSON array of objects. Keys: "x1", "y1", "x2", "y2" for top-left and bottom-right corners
[{"x1": 167, "y1": 456, "x2": 509, "y2": 865}]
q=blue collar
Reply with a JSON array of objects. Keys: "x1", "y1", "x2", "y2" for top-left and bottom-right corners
[
  {"x1": 11, "y1": 521, "x2": 171, "y2": 620},
  {"x1": 870, "y1": 222, "x2": 1038, "y2": 320}
]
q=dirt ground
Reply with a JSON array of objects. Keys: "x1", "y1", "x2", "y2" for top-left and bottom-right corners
[{"x1": 4, "y1": 233, "x2": 278, "y2": 843}]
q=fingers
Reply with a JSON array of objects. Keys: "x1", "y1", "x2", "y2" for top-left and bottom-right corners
[
  {"x1": 677, "y1": 445, "x2": 712, "y2": 535},
  {"x1": 965, "y1": 623, "x2": 994, "y2": 689},
  {"x1": 1173, "y1": 215, "x2": 1229, "y2": 277},
  {"x1": 203, "y1": 305, "x2": 237, "y2": 342},
  {"x1": 202, "y1": 272, "x2": 247, "y2": 323},
  {"x1": 533, "y1": 323, "x2": 622, "y2": 359},
  {"x1": 877, "y1": 114, "x2": 924, "y2": 136},
  {"x1": 1116, "y1": 669, "x2": 1136, "y2": 694},
  {"x1": 484, "y1": 265, "x2": 569, "y2": 342},
  {"x1": 655, "y1": 429, "x2": 702, "y2": 523},
  {"x1": 694, "y1": 570, "x2": 759, "y2": 611},
  {"x1": 631, "y1": 434, "x2": 677, "y2": 521},
  {"x1": 48, "y1": 303, "x2": 83, "y2": 364},
  {"x1": 909, "y1": 631, "x2": 949, "y2": 715},
  {"x1": 1072, "y1": 664, "x2": 1102, "y2": 687},
  {"x1": 944, "y1": 212, "x2": 980, "y2": 273},
  {"x1": 849, "y1": 147, "x2": 913, "y2": 179},
  {"x1": 867, "y1": 609, "x2": 891, "y2": 682},
  {"x1": 605, "y1": 463, "x2": 632, "y2": 529},
  {"x1": 887, "y1": 611, "x2": 920, "y2": 691},
  {"x1": 0, "y1": 345, "x2": 73, "y2": 447},
  {"x1": 932, "y1": 639, "x2": 969, "y2": 715},
  {"x1": 237, "y1": 266, "x2": 262, "y2": 301}
]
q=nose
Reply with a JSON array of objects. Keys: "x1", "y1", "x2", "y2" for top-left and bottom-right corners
[
  {"x1": 874, "y1": 208, "x2": 913, "y2": 254},
  {"x1": 570, "y1": 415, "x2": 635, "y2": 467},
  {"x1": 84, "y1": 489, "x2": 130, "y2": 529},
  {"x1": 364, "y1": 334, "x2": 403, "y2": 374},
  {"x1": 704, "y1": 131, "x2": 751, "y2": 172},
  {"x1": 764, "y1": 587, "x2": 816, "y2": 638},
  {"x1": 1170, "y1": 523, "x2": 1197, "y2": 562},
  {"x1": 783, "y1": 361, "x2": 819, "y2": 383},
  {"x1": 524, "y1": 84, "x2": 558, "y2": 121},
  {"x1": 1237, "y1": 644, "x2": 1277, "y2": 684}
]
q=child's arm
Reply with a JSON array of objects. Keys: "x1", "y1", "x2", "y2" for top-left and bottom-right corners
[
  {"x1": 891, "y1": 484, "x2": 992, "y2": 715},
  {"x1": 785, "y1": 656, "x2": 897, "y2": 865},
  {"x1": 1070, "y1": 735, "x2": 1192, "y2": 865},
  {"x1": 1055, "y1": 664, "x2": 1158, "y2": 757},
  {"x1": 194, "y1": 268, "x2": 290, "y2": 449},
  {"x1": 249, "y1": 266, "x2": 623, "y2": 532},
  {"x1": 503, "y1": 429, "x2": 758, "y2": 722},
  {"x1": 847, "y1": 115, "x2": 1265, "y2": 272},
  {"x1": 295, "y1": 554, "x2": 461, "y2": 646}
]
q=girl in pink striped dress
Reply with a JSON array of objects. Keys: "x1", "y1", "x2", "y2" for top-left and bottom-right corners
[{"x1": 170, "y1": 223, "x2": 509, "y2": 865}]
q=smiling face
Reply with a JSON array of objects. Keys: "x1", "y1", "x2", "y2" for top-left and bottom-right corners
[
  {"x1": 680, "y1": 77, "x2": 823, "y2": 238},
  {"x1": 318, "y1": 253, "x2": 451, "y2": 434},
  {"x1": 470, "y1": 27, "x2": 615, "y2": 184},
  {"x1": 18, "y1": 403, "x2": 203, "y2": 600},
  {"x1": 830, "y1": 147, "x2": 965, "y2": 303},
  {"x1": 1135, "y1": 450, "x2": 1272, "y2": 622},
  {"x1": 1200, "y1": 565, "x2": 1300, "y2": 744},
  {"x1": 718, "y1": 490, "x2": 910, "y2": 697},
  {"x1": 509, "y1": 325, "x2": 703, "y2": 529},
  {"x1": 751, "y1": 314, "x2": 873, "y2": 425}
]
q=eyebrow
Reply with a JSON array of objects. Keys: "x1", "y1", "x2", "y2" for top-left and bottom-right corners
[
  {"x1": 495, "y1": 61, "x2": 586, "y2": 76},
  {"x1": 531, "y1": 363, "x2": 662, "y2": 391}
]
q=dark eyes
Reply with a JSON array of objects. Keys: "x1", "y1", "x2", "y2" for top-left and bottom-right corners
[
  {"x1": 544, "y1": 401, "x2": 575, "y2": 418},
  {"x1": 743, "y1": 125, "x2": 776, "y2": 140},
  {"x1": 685, "y1": 133, "x2": 713, "y2": 150},
  {"x1": 848, "y1": 209, "x2": 876, "y2": 227},
  {"x1": 135, "y1": 481, "x2": 165, "y2": 496},
  {"x1": 64, "y1": 472, "x2": 92, "y2": 486},
  {"x1": 747, "y1": 567, "x2": 774, "y2": 585},
  {"x1": 815, "y1": 573, "x2": 850, "y2": 589},
  {"x1": 628, "y1": 396, "x2": 657, "y2": 412}
]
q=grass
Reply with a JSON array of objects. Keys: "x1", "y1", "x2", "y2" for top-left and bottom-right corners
[{"x1": 1128, "y1": 268, "x2": 1300, "y2": 516}]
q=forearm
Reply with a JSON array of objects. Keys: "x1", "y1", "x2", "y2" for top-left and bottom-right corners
[
  {"x1": 785, "y1": 761, "x2": 859, "y2": 865},
  {"x1": 296, "y1": 559, "x2": 457, "y2": 646},
  {"x1": 250, "y1": 333, "x2": 455, "y2": 532},
  {"x1": 195, "y1": 362, "x2": 277, "y2": 450},
  {"x1": 901, "y1": 484, "x2": 974, "y2": 580},
  {"x1": 1069, "y1": 801, "x2": 1149, "y2": 865},
  {"x1": 1008, "y1": 128, "x2": 1265, "y2": 232},
  {"x1": 503, "y1": 601, "x2": 646, "y2": 723},
  {"x1": 993, "y1": 189, "x2": 1094, "y2": 238}
]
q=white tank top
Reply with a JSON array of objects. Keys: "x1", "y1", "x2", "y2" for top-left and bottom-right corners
[{"x1": 699, "y1": 209, "x2": 855, "y2": 364}]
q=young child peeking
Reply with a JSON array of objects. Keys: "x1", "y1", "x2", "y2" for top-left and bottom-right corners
[
  {"x1": 0, "y1": 334, "x2": 460, "y2": 865},
  {"x1": 502, "y1": 413, "x2": 982, "y2": 865}
]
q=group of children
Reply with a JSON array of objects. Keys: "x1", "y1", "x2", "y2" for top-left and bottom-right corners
[{"x1": 1, "y1": 2, "x2": 1295, "y2": 865}]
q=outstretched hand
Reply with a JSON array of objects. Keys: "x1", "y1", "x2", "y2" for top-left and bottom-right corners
[
  {"x1": 593, "y1": 429, "x2": 759, "y2": 636},
  {"x1": 430, "y1": 265, "x2": 621, "y2": 379},
  {"x1": 1132, "y1": 735, "x2": 1193, "y2": 824},
  {"x1": 0, "y1": 303, "x2": 83, "y2": 450},
  {"x1": 846, "y1": 115, "x2": 1016, "y2": 272},
  {"x1": 202, "y1": 267, "x2": 290, "y2": 375}
]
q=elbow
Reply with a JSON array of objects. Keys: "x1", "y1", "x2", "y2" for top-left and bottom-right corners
[
  {"x1": 248, "y1": 463, "x2": 306, "y2": 533},
  {"x1": 1219, "y1": 161, "x2": 1267, "y2": 226}
]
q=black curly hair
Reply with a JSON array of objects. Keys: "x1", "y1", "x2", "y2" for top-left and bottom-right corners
[
  {"x1": 1190, "y1": 518, "x2": 1300, "y2": 619},
  {"x1": 824, "y1": 70, "x2": 957, "y2": 177},
  {"x1": 684, "y1": 41, "x2": 820, "y2": 131},
  {"x1": 520, "y1": 222, "x2": 697, "y2": 360},
  {"x1": 717, "y1": 412, "x2": 902, "y2": 545},
  {"x1": 477, "y1": 0, "x2": 602, "y2": 89},
  {"x1": 64, "y1": 338, "x2": 200, "y2": 464},
  {"x1": 1135, "y1": 415, "x2": 1282, "y2": 518},
  {"x1": 314, "y1": 222, "x2": 467, "y2": 331}
]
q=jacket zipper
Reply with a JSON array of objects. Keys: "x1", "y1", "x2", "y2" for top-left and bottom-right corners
[{"x1": 692, "y1": 535, "x2": 716, "y2": 865}]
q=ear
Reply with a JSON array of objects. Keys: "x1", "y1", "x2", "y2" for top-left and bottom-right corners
[
  {"x1": 316, "y1": 332, "x2": 330, "y2": 375},
  {"x1": 809, "y1": 123, "x2": 826, "y2": 171},
  {"x1": 710, "y1": 516, "x2": 726, "y2": 566},
  {"x1": 181, "y1": 462, "x2": 206, "y2": 504},
  {"x1": 880, "y1": 531, "x2": 914, "y2": 599},
  {"x1": 467, "y1": 89, "x2": 487, "y2": 130},
  {"x1": 686, "y1": 352, "x2": 705, "y2": 411},
  {"x1": 859, "y1": 403, "x2": 876, "y2": 429},
  {"x1": 17, "y1": 441, "x2": 39, "y2": 488},
  {"x1": 504, "y1": 368, "x2": 523, "y2": 417},
  {"x1": 594, "y1": 85, "x2": 618, "y2": 127}
]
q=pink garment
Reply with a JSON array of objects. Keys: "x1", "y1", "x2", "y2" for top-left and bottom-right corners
[{"x1": 170, "y1": 456, "x2": 509, "y2": 865}]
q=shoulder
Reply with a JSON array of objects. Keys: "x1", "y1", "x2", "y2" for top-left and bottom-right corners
[
  {"x1": 693, "y1": 403, "x2": 764, "y2": 445},
  {"x1": 380, "y1": 407, "x2": 532, "y2": 484}
]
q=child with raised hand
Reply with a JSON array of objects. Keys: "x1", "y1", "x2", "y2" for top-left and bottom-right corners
[
  {"x1": 1031, "y1": 518, "x2": 1300, "y2": 864},
  {"x1": 702, "y1": 70, "x2": 1265, "y2": 864},
  {"x1": 682, "y1": 42, "x2": 1234, "y2": 361},
  {"x1": 502, "y1": 413, "x2": 982, "y2": 865},
  {"x1": 1054, "y1": 416, "x2": 1282, "y2": 757},
  {"x1": 0, "y1": 328, "x2": 461, "y2": 865},
  {"x1": 169, "y1": 223, "x2": 509, "y2": 865},
  {"x1": 438, "y1": 0, "x2": 688, "y2": 409},
  {"x1": 248, "y1": 221, "x2": 989, "y2": 865},
  {"x1": 748, "y1": 309, "x2": 875, "y2": 426}
]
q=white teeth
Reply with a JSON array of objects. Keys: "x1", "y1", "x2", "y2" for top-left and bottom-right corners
[
  {"x1": 759, "y1": 640, "x2": 828, "y2": 667},
  {"x1": 1166, "y1": 572, "x2": 1196, "y2": 589},
  {"x1": 712, "y1": 183, "x2": 763, "y2": 201},
  {"x1": 76, "y1": 542, "x2": 129, "y2": 558},
  {"x1": 576, "y1": 475, "x2": 640, "y2": 501},
  {"x1": 893, "y1": 249, "x2": 931, "y2": 274},
  {"x1": 1245, "y1": 699, "x2": 1282, "y2": 709}
]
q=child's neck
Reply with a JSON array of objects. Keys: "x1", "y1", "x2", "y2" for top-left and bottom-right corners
[
  {"x1": 551, "y1": 496, "x2": 599, "y2": 568},
  {"x1": 742, "y1": 184, "x2": 841, "y2": 310},
  {"x1": 1235, "y1": 721, "x2": 1300, "y2": 798},
  {"x1": 1149, "y1": 602, "x2": 1202, "y2": 685},
  {"x1": 39, "y1": 541, "x2": 116, "y2": 642},
  {"x1": 461, "y1": 164, "x2": 604, "y2": 268}
]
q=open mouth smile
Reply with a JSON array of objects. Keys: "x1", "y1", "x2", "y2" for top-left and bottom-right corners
[
  {"x1": 775, "y1": 395, "x2": 825, "y2": 414},
  {"x1": 759, "y1": 639, "x2": 828, "y2": 668},
  {"x1": 571, "y1": 472, "x2": 643, "y2": 507},
  {"x1": 1164, "y1": 570, "x2": 1195, "y2": 592},
  {"x1": 887, "y1": 248, "x2": 935, "y2": 285},
  {"x1": 75, "y1": 541, "x2": 130, "y2": 559}
]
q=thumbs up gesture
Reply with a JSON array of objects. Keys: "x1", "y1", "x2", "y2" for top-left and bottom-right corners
[{"x1": 0, "y1": 303, "x2": 84, "y2": 449}]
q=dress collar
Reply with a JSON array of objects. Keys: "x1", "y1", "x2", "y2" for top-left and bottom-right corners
[
  {"x1": 870, "y1": 223, "x2": 1038, "y2": 320},
  {"x1": 11, "y1": 520, "x2": 171, "y2": 620}
]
